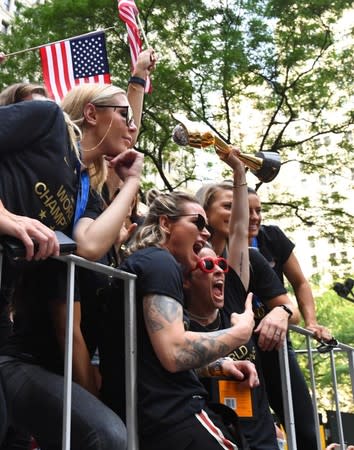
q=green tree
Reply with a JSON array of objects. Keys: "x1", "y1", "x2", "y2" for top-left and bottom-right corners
[{"x1": 1, "y1": 0, "x2": 353, "y2": 243}]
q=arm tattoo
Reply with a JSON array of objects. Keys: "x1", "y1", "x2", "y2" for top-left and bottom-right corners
[
  {"x1": 144, "y1": 295, "x2": 238, "y2": 372},
  {"x1": 175, "y1": 329, "x2": 231, "y2": 371},
  {"x1": 144, "y1": 294, "x2": 182, "y2": 333}
]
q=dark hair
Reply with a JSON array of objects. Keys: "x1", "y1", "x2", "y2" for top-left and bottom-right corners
[{"x1": 247, "y1": 187, "x2": 257, "y2": 195}]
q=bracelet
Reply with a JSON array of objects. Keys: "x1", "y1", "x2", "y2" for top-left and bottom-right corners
[
  {"x1": 233, "y1": 182, "x2": 247, "y2": 188},
  {"x1": 275, "y1": 304, "x2": 293, "y2": 318},
  {"x1": 208, "y1": 359, "x2": 224, "y2": 377},
  {"x1": 208, "y1": 357, "x2": 233, "y2": 377},
  {"x1": 128, "y1": 76, "x2": 146, "y2": 88}
]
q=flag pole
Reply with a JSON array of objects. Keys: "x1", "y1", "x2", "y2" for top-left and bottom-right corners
[
  {"x1": 3, "y1": 27, "x2": 115, "y2": 58},
  {"x1": 136, "y1": 15, "x2": 150, "y2": 48}
]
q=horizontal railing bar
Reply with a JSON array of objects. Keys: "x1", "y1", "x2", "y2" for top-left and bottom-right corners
[
  {"x1": 294, "y1": 348, "x2": 349, "y2": 355},
  {"x1": 53, "y1": 254, "x2": 137, "y2": 280},
  {"x1": 289, "y1": 324, "x2": 354, "y2": 352}
]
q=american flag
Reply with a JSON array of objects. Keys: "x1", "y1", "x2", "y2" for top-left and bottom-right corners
[
  {"x1": 40, "y1": 31, "x2": 111, "y2": 102},
  {"x1": 118, "y1": 0, "x2": 151, "y2": 93}
]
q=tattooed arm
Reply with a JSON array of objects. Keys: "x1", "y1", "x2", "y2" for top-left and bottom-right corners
[
  {"x1": 196, "y1": 359, "x2": 260, "y2": 388},
  {"x1": 143, "y1": 292, "x2": 254, "y2": 373},
  {"x1": 224, "y1": 148, "x2": 249, "y2": 290}
]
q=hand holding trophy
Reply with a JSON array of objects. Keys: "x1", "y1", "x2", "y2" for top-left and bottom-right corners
[{"x1": 172, "y1": 113, "x2": 281, "y2": 183}]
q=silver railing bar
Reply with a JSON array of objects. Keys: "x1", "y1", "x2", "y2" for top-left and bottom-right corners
[
  {"x1": 305, "y1": 334, "x2": 322, "y2": 450},
  {"x1": 125, "y1": 277, "x2": 138, "y2": 450},
  {"x1": 329, "y1": 351, "x2": 346, "y2": 450},
  {"x1": 55, "y1": 254, "x2": 138, "y2": 450},
  {"x1": 278, "y1": 341, "x2": 297, "y2": 450},
  {"x1": 62, "y1": 259, "x2": 76, "y2": 450}
]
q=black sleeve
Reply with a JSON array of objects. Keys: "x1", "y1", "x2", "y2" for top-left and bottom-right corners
[
  {"x1": 0, "y1": 100, "x2": 64, "y2": 155},
  {"x1": 81, "y1": 189, "x2": 104, "y2": 220},
  {"x1": 248, "y1": 248, "x2": 287, "y2": 303},
  {"x1": 121, "y1": 249, "x2": 184, "y2": 305},
  {"x1": 259, "y1": 225, "x2": 295, "y2": 266},
  {"x1": 223, "y1": 267, "x2": 247, "y2": 315}
]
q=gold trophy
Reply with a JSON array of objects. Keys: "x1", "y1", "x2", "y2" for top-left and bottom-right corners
[{"x1": 172, "y1": 113, "x2": 281, "y2": 183}]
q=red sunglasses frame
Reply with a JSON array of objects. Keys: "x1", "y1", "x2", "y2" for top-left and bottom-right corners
[{"x1": 192, "y1": 256, "x2": 229, "y2": 273}]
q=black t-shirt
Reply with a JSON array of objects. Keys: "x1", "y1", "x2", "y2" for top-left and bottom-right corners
[
  {"x1": 253, "y1": 225, "x2": 295, "y2": 284},
  {"x1": 190, "y1": 268, "x2": 278, "y2": 449},
  {"x1": 0, "y1": 100, "x2": 79, "y2": 371},
  {"x1": 119, "y1": 247, "x2": 208, "y2": 437},
  {"x1": 247, "y1": 248, "x2": 287, "y2": 322}
]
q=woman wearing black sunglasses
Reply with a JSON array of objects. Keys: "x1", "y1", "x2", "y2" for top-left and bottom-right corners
[
  {"x1": 185, "y1": 149, "x2": 295, "y2": 449},
  {"x1": 99, "y1": 166, "x2": 258, "y2": 449},
  {"x1": 0, "y1": 49, "x2": 155, "y2": 450}
]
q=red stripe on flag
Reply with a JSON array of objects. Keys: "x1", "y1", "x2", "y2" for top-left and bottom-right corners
[
  {"x1": 50, "y1": 45, "x2": 64, "y2": 100},
  {"x1": 117, "y1": 0, "x2": 152, "y2": 93},
  {"x1": 60, "y1": 41, "x2": 72, "y2": 95},
  {"x1": 39, "y1": 47, "x2": 53, "y2": 99}
]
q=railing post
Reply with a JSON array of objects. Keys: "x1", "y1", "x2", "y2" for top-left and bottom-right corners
[
  {"x1": 278, "y1": 341, "x2": 297, "y2": 450},
  {"x1": 124, "y1": 277, "x2": 138, "y2": 450},
  {"x1": 305, "y1": 335, "x2": 322, "y2": 450},
  {"x1": 329, "y1": 351, "x2": 346, "y2": 450},
  {"x1": 62, "y1": 259, "x2": 76, "y2": 450}
]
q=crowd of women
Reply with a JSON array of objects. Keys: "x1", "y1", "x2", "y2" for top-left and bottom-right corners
[{"x1": 0, "y1": 48, "x2": 334, "y2": 450}]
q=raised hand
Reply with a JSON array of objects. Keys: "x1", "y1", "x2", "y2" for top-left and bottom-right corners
[
  {"x1": 105, "y1": 149, "x2": 144, "y2": 182},
  {"x1": 230, "y1": 292, "x2": 255, "y2": 343},
  {"x1": 133, "y1": 48, "x2": 157, "y2": 79}
]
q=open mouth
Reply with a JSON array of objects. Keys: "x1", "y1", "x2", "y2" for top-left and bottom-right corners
[
  {"x1": 212, "y1": 279, "x2": 224, "y2": 299},
  {"x1": 193, "y1": 242, "x2": 204, "y2": 255}
]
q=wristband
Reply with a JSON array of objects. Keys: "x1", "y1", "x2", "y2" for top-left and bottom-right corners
[
  {"x1": 276, "y1": 304, "x2": 293, "y2": 318},
  {"x1": 128, "y1": 76, "x2": 146, "y2": 88},
  {"x1": 208, "y1": 357, "x2": 233, "y2": 377},
  {"x1": 208, "y1": 359, "x2": 224, "y2": 377},
  {"x1": 233, "y1": 182, "x2": 247, "y2": 188}
]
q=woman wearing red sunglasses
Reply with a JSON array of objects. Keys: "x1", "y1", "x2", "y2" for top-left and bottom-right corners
[
  {"x1": 99, "y1": 156, "x2": 259, "y2": 449},
  {"x1": 185, "y1": 149, "x2": 299, "y2": 449}
]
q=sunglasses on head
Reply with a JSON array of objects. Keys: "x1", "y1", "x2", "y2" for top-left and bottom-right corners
[
  {"x1": 168, "y1": 213, "x2": 207, "y2": 231},
  {"x1": 94, "y1": 104, "x2": 134, "y2": 127},
  {"x1": 192, "y1": 256, "x2": 229, "y2": 273}
]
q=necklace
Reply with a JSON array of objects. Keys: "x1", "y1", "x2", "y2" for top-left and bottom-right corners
[
  {"x1": 189, "y1": 310, "x2": 221, "y2": 331},
  {"x1": 81, "y1": 116, "x2": 113, "y2": 153}
]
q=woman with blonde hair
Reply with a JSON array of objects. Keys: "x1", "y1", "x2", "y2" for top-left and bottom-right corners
[
  {"x1": 0, "y1": 48, "x2": 154, "y2": 449},
  {"x1": 100, "y1": 178, "x2": 259, "y2": 449}
]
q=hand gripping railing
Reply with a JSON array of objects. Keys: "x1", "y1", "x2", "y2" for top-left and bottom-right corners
[
  {"x1": 279, "y1": 324, "x2": 354, "y2": 450},
  {"x1": 0, "y1": 249, "x2": 139, "y2": 450}
]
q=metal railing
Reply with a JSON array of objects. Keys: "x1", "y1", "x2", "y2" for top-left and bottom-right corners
[
  {"x1": 2, "y1": 246, "x2": 354, "y2": 450},
  {"x1": 0, "y1": 250, "x2": 139, "y2": 450},
  {"x1": 279, "y1": 324, "x2": 354, "y2": 450}
]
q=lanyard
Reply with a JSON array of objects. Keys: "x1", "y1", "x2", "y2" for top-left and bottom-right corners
[
  {"x1": 250, "y1": 236, "x2": 258, "y2": 248},
  {"x1": 73, "y1": 163, "x2": 90, "y2": 226},
  {"x1": 73, "y1": 142, "x2": 90, "y2": 226}
]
